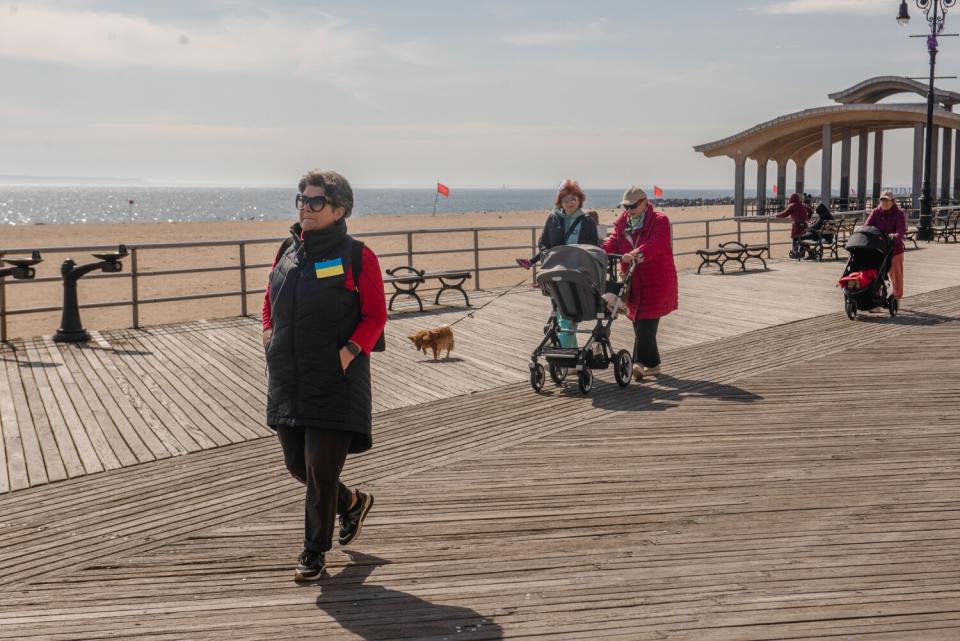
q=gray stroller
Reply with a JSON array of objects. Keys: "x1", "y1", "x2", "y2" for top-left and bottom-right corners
[{"x1": 528, "y1": 244, "x2": 636, "y2": 394}]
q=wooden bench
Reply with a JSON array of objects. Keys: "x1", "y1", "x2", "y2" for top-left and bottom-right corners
[
  {"x1": 696, "y1": 241, "x2": 769, "y2": 274},
  {"x1": 932, "y1": 210, "x2": 960, "y2": 243},
  {"x1": 383, "y1": 266, "x2": 472, "y2": 311},
  {"x1": 904, "y1": 225, "x2": 919, "y2": 249}
]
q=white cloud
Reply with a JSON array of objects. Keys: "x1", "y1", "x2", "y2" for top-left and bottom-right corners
[
  {"x1": 0, "y1": 5, "x2": 440, "y2": 103},
  {"x1": 501, "y1": 18, "x2": 609, "y2": 47},
  {"x1": 753, "y1": 0, "x2": 890, "y2": 15}
]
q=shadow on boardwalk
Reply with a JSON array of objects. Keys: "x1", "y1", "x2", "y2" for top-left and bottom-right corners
[
  {"x1": 570, "y1": 374, "x2": 763, "y2": 412},
  {"x1": 315, "y1": 551, "x2": 504, "y2": 640}
]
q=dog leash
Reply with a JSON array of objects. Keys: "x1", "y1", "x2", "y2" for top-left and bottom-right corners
[{"x1": 446, "y1": 274, "x2": 534, "y2": 328}]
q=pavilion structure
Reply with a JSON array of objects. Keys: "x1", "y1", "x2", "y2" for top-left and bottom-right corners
[{"x1": 694, "y1": 76, "x2": 960, "y2": 216}]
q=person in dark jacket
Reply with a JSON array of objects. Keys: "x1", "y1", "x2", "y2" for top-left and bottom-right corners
[
  {"x1": 796, "y1": 203, "x2": 835, "y2": 259},
  {"x1": 515, "y1": 179, "x2": 599, "y2": 347},
  {"x1": 262, "y1": 169, "x2": 388, "y2": 581}
]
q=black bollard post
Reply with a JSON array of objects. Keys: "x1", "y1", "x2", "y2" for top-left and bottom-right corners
[{"x1": 53, "y1": 245, "x2": 127, "y2": 343}]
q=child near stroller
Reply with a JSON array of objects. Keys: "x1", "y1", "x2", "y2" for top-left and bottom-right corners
[
  {"x1": 528, "y1": 244, "x2": 636, "y2": 394},
  {"x1": 838, "y1": 225, "x2": 898, "y2": 319}
]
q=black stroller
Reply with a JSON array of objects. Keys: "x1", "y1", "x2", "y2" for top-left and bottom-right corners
[
  {"x1": 839, "y1": 225, "x2": 898, "y2": 320},
  {"x1": 528, "y1": 244, "x2": 636, "y2": 394}
]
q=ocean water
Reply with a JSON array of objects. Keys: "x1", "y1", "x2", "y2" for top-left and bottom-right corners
[{"x1": 0, "y1": 186, "x2": 736, "y2": 226}]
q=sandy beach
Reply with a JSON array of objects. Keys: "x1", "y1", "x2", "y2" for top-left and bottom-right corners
[{"x1": 1, "y1": 204, "x2": 795, "y2": 339}]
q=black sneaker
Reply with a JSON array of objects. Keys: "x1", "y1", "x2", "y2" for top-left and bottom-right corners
[
  {"x1": 294, "y1": 549, "x2": 325, "y2": 581},
  {"x1": 339, "y1": 491, "x2": 374, "y2": 546}
]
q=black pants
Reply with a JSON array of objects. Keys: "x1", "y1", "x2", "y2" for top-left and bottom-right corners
[
  {"x1": 276, "y1": 426, "x2": 355, "y2": 553},
  {"x1": 633, "y1": 317, "x2": 661, "y2": 368}
]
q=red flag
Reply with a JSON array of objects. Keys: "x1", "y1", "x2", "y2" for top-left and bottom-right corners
[
  {"x1": 437, "y1": 183, "x2": 450, "y2": 197},
  {"x1": 772, "y1": 184, "x2": 778, "y2": 194},
  {"x1": 653, "y1": 185, "x2": 664, "y2": 197}
]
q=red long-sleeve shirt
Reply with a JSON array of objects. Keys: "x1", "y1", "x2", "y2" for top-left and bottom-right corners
[{"x1": 261, "y1": 242, "x2": 387, "y2": 355}]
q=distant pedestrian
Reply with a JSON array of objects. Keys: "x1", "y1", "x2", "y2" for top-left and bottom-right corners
[
  {"x1": 776, "y1": 193, "x2": 812, "y2": 258},
  {"x1": 865, "y1": 190, "x2": 907, "y2": 300},
  {"x1": 262, "y1": 169, "x2": 387, "y2": 581}
]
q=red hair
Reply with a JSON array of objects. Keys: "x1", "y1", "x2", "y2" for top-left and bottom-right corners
[{"x1": 554, "y1": 179, "x2": 585, "y2": 208}]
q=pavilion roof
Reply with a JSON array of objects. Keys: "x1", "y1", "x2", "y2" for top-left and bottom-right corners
[
  {"x1": 828, "y1": 75, "x2": 960, "y2": 107},
  {"x1": 693, "y1": 103, "x2": 960, "y2": 163}
]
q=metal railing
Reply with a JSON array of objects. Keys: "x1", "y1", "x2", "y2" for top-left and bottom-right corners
[
  {"x1": 2, "y1": 206, "x2": 956, "y2": 341},
  {"x1": 0, "y1": 227, "x2": 541, "y2": 341}
]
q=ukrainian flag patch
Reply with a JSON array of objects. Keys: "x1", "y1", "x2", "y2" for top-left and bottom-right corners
[{"x1": 314, "y1": 258, "x2": 345, "y2": 279}]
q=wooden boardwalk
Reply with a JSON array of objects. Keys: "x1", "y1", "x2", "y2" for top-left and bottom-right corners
[
  {"x1": 2, "y1": 243, "x2": 960, "y2": 492},
  {"x1": 0, "y1": 281, "x2": 958, "y2": 639}
]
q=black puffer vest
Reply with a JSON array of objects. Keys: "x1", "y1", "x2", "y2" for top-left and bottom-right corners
[{"x1": 265, "y1": 221, "x2": 372, "y2": 453}]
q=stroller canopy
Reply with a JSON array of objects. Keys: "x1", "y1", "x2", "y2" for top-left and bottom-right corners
[
  {"x1": 537, "y1": 244, "x2": 608, "y2": 291},
  {"x1": 845, "y1": 225, "x2": 889, "y2": 255},
  {"x1": 536, "y1": 244, "x2": 609, "y2": 323}
]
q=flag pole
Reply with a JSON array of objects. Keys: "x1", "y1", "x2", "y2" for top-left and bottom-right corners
[{"x1": 432, "y1": 180, "x2": 439, "y2": 216}]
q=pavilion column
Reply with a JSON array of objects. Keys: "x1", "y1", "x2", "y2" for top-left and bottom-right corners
[
  {"x1": 756, "y1": 159, "x2": 767, "y2": 216},
  {"x1": 857, "y1": 129, "x2": 868, "y2": 210},
  {"x1": 913, "y1": 123, "x2": 924, "y2": 211},
  {"x1": 776, "y1": 159, "x2": 787, "y2": 205},
  {"x1": 795, "y1": 160, "x2": 805, "y2": 195},
  {"x1": 954, "y1": 129, "x2": 960, "y2": 200},
  {"x1": 821, "y1": 124, "x2": 833, "y2": 207},
  {"x1": 734, "y1": 155, "x2": 746, "y2": 217},
  {"x1": 839, "y1": 128, "x2": 851, "y2": 209},
  {"x1": 930, "y1": 126, "x2": 939, "y2": 202},
  {"x1": 941, "y1": 127, "x2": 953, "y2": 203},
  {"x1": 872, "y1": 130, "x2": 884, "y2": 202}
]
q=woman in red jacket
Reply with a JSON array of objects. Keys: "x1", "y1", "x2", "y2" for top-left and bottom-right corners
[
  {"x1": 776, "y1": 193, "x2": 812, "y2": 258},
  {"x1": 602, "y1": 186, "x2": 679, "y2": 381}
]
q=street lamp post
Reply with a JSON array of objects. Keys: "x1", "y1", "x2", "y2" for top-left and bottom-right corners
[{"x1": 899, "y1": 0, "x2": 957, "y2": 241}]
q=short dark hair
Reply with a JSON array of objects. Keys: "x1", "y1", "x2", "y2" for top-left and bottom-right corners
[{"x1": 298, "y1": 170, "x2": 354, "y2": 218}]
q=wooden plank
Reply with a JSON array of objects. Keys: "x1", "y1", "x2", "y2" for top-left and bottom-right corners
[
  {"x1": 1, "y1": 349, "x2": 47, "y2": 488},
  {"x1": 20, "y1": 339, "x2": 88, "y2": 478},
  {"x1": 38, "y1": 337, "x2": 120, "y2": 471}
]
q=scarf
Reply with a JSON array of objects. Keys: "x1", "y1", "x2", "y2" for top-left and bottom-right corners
[
  {"x1": 296, "y1": 218, "x2": 349, "y2": 259},
  {"x1": 554, "y1": 207, "x2": 584, "y2": 241},
  {"x1": 625, "y1": 211, "x2": 646, "y2": 235}
]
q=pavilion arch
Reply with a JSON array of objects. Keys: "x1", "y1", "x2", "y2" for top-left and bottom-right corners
[{"x1": 694, "y1": 77, "x2": 960, "y2": 215}]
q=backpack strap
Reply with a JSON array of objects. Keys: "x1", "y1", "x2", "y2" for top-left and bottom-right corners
[
  {"x1": 274, "y1": 236, "x2": 294, "y2": 264},
  {"x1": 350, "y1": 239, "x2": 386, "y2": 352},
  {"x1": 351, "y1": 239, "x2": 365, "y2": 291}
]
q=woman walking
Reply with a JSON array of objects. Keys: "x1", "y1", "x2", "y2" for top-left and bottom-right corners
[
  {"x1": 865, "y1": 191, "x2": 907, "y2": 300},
  {"x1": 516, "y1": 179, "x2": 599, "y2": 347},
  {"x1": 602, "y1": 186, "x2": 678, "y2": 381},
  {"x1": 262, "y1": 169, "x2": 387, "y2": 581}
]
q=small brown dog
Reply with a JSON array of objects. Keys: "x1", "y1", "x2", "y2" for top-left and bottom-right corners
[{"x1": 408, "y1": 325, "x2": 455, "y2": 361}]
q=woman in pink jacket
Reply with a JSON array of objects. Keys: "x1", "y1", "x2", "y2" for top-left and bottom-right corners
[{"x1": 603, "y1": 186, "x2": 679, "y2": 381}]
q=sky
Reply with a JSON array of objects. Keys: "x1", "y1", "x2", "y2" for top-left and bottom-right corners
[{"x1": 0, "y1": 0, "x2": 957, "y2": 189}]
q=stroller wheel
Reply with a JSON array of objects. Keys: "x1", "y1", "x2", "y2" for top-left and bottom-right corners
[
  {"x1": 613, "y1": 350, "x2": 632, "y2": 388},
  {"x1": 844, "y1": 297, "x2": 857, "y2": 321},
  {"x1": 530, "y1": 363, "x2": 545, "y2": 392},
  {"x1": 548, "y1": 363, "x2": 568, "y2": 384},
  {"x1": 578, "y1": 366, "x2": 594, "y2": 394},
  {"x1": 888, "y1": 296, "x2": 898, "y2": 317}
]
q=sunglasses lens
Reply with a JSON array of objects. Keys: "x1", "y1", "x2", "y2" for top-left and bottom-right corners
[{"x1": 297, "y1": 195, "x2": 328, "y2": 212}]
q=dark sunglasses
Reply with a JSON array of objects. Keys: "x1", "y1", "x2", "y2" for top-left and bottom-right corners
[
  {"x1": 295, "y1": 193, "x2": 329, "y2": 212},
  {"x1": 623, "y1": 200, "x2": 644, "y2": 210}
]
